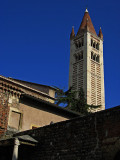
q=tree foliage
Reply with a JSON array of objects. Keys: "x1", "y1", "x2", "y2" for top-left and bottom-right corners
[{"x1": 55, "y1": 87, "x2": 100, "y2": 115}]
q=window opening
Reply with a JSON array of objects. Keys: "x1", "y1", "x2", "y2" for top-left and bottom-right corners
[
  {"x1": 81, "y1": 51, "x2": 83, "y2": 59},
  {"x1": 96, "y1": 43, "x2": 99, "y2": 50},
  {"x1": 96, "y1": 55, "x2": 100, "y2": 63},
  {"x1": 91, "y1": 52, "x2": 93, "y2": 59},
  {"x1": 82, "y1": 38, "x2": 84, "y2": 46},
  {"x1": 91, "y1": 39, "x2": 93, "y2": 46},
  {"x1": 75, "y1": 42, "x2": 78, "y2": 49},
  {"x1": 93, "y1": 42, "x2": 96, "y2": 48},
  {"x1": 75, "y1": 55, "x2": 78, "y2": 62},
  {"x1": 79, "y1": 41, "x2": 81, "y2": 48},
  {"x1": 93, "y1": 55, "x2": 96, "y2": 61}
]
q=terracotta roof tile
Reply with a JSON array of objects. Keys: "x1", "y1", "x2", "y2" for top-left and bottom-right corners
[
  {"x1": 77, "y1": 9, "x2": 97, "y2": 36},
  {"x1": 70, "y1": 26, "x2": 75, "y2": 40},
  {"x1": 98, "y1": 27, "x2": 103, "y2": 39}
]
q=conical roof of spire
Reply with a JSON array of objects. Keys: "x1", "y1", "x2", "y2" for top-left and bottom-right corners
[
  {"x1": 98, "y1": 27, "x2": 103, "y2": 39},
  {"x1": 70, "y1": 26, "x2": 75, "y2": 40},
  {"x1": 77, "y1": 9, "x2": 97, "y2": 36}
]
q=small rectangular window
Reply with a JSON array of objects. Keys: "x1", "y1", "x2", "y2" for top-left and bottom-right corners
[{"x1": 9, "y1": 111, "x2": 22, "y2": 130}]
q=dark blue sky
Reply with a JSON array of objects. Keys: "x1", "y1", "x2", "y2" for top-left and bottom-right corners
[{"x1": 0, "y1": 0, "x2": 120, "y2": 109}]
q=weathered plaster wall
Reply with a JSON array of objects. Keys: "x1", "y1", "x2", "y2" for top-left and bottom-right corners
[
  {"x1": 14, "y1": 106, "x2": 120, "y2": 160},
  {"x1": 19, "y1": 102, "x2": 68, "y2": 131},
  {"x1": 7, "y1": 96, "x2": 69, "y2": 132}
]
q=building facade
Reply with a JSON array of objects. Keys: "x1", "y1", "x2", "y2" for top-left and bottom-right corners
[
  {"x1": 69, "y1": 9, "x2": 105, "y2": 110},
  {"x1": 0, "y1": 75, "x2": 79, "y2": 138}
]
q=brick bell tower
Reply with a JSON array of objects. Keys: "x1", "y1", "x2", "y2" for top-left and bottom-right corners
[{"x1": 69, "y1": 9, "x2": 105, "y2": 110}]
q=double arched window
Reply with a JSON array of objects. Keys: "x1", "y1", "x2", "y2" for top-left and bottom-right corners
[
  {"x1": 75, "y1": 38, "x2": 84, "y2": 49},
  {"x1": 91, "y1": 52, "x2": 100, "y2": 63},
  {"x1": 75, "y1": 51, "x2": 83, "y2": 62},
  {"x1": 91, "y1": 39, "x2": 99, "y2": 50}
]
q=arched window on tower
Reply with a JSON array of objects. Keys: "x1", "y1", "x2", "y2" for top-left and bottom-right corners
[
  {"x1": 79, "y1": 41, "x2": 81, "y2": 48},
  {"x1": 96, "y1": 43, "x2": 99, "y2": 50},
  {"x1": 91, "y1": 39, "x2": 93, "y2": 47},
  {"x1": 82, "y1": 38, "x2": 84, "y2": 46},
  {"x1": 81, "y1": 51, "x2": 83, "y2": 59},
  {"x1": 75, "y1": 42, "x2": 78, "y2": 49},
  {"x1": 78, "y1": 54, "x2": 81, "y2": 60},
  {"x1": 96, "y1": 55, "x2": 100, "y2": 63},
  {"x1": 93, "y1": 54, "x2": 96, "y2": 61},
  {"x1": 91, "y1": 52, "x2": 93, "y2": 59},
  {"x1": 74, "y1": 51, "x2": 83, "y2": 62},
  {"x1": 75, "y1": 55, "x2": 78, "y2": 62},
  {"x1": 93, "y1": 42, "x2": 96, "y2": 48}
]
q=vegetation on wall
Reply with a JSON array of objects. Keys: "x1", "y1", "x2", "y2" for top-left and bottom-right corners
[{"x1": 55, "y1": 87, "x2": 100, "y2": 115}]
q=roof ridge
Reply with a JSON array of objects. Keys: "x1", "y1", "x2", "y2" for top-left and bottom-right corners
[{"x1": 8, "y1": 78, "x2": 56, "y2": 90}]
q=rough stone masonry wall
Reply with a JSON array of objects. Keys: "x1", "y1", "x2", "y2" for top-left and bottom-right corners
[
  {"x1": 14, "y1": 106, "x2": 120, "y2": 160},
  {"x1": 0, "y1": 91, "x2": 9, "y2": 138}
]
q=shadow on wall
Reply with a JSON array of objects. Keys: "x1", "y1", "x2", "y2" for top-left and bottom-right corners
[{"x1": 114, "y1": 151, "x2": 120, "y2": 160}]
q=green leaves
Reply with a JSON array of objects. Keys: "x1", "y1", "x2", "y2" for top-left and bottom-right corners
[
  {"x1": 55, "y1": 87, "x2": 100, "y2": 115},
  {"x1": 55, "y1": 87, "x2": 76, "y2": 107}
]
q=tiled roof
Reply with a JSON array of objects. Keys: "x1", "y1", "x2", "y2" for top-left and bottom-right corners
[
  {"x1": 98, "y1": 27, "x2": 103, "y2": 39},
  {"x1": 8, "y1": 78, "x2": 56, "y2": 91},
  {"x1": 77, "y1": 9, "x2": 97, "y2": 36},
  {"x1": 70, "y1": 26, "x2": 75, "y2": 40}
]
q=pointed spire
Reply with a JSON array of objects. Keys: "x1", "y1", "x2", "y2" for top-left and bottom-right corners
[
  {"x1": 70, "y1": 26, "x2": 75, "y2": 40},
  {"x1": 98, "y1": 27, "x2": 103, "y2": 39},
  {"x1": 86, "y1": 18, "x2": 89, "y2": 31},
  {"x1": 77, "y1": 9, "x2": 97, "y2": 36}
]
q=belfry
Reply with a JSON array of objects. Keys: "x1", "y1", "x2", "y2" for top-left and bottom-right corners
[{"x1": 69, "y1": 9, "x2": 105, "y2": 110}]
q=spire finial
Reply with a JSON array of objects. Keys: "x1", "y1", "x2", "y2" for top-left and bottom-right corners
[
  {"x1": 85, "y1": 8, "x2": 88, "y2": 13},
  {"x1": 70, "y1": 26, "x2": 75, "y2": 40}
]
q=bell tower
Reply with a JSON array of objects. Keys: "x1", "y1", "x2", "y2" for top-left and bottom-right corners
[{"x1": 69, "y1": 9, "x2": 105, "y2": 110}]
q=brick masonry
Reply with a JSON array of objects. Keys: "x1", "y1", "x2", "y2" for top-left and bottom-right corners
[
  {"x1": 0, "y1": 91, "x2": 10, "y2": 138},
  {"x1": 13, "y1": 105, "x2": 120, "y2": 160}
]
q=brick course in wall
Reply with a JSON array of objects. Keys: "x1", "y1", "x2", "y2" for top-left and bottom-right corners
[
  {"x1": 14, "y1": 115, "x2": 102, "y2": 159},
  {"x1": 0, "y1": 91, "x2": 10, "y2": 138}
]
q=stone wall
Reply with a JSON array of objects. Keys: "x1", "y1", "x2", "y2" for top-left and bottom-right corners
[
  {"x1": 14, "y1": 105, "x2": 120, "y2": 160},
  {"x1": 0, "y1": 91, "x2": 10, "y2": 138}
]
